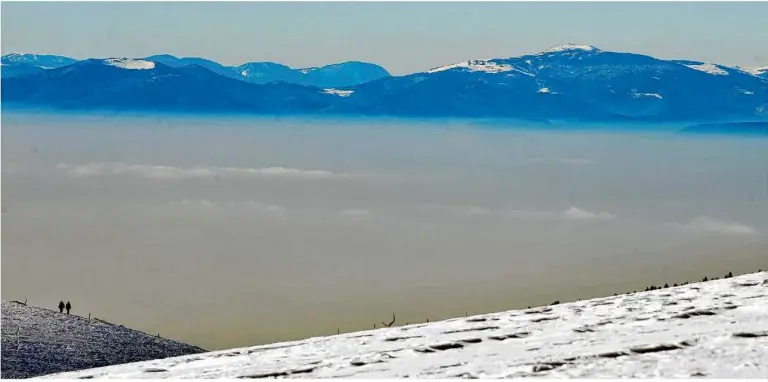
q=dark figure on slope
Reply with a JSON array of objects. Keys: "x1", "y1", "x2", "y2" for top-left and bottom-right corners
[
  {"x1": 58, "y1": 301, "x2": 65, "y2": 313},
  {"x1": 65, "y1": 301, "x2": 71, "y2": 314}
]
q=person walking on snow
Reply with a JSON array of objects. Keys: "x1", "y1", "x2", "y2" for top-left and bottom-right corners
[
  {"x1": 65, "y1": 301, "x2": 71, "y2": 314},
  {"x1": 58, "y1": 301, "x2": 65, "y2": 313}
]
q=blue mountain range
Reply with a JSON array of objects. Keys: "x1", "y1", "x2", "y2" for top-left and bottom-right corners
[
  {"x1": 2, "y1": 44, "x2": 767, "y2": 122},
  {"x1": 144, "y1": 55, "x2": 390, "y2": 87},
  {"x1": 2, "y1": 53, "x2": 390, "y2": 87},
  {"x1": 1, "y1": 53, "x2": 79, "y2": 79}
]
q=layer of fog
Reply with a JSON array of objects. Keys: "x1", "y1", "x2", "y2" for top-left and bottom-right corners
[{"x1": 2, "y1": 113, "x2": 767, "y2": 350}]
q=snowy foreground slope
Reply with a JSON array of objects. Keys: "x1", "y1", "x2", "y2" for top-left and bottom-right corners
[
  {"x1": 1, "y1": 301, "x2": 205, "y2": 379},
  {"x1": 42, "y1": 272, "x2": 768, "y2": 379}
]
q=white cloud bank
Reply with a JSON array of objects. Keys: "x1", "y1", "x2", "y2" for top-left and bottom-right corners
[
  {"x1": 506, "y1": 207, "x2": 616, "y2": 222},
  {"x1": 171, "y1": 200, "x2": 289, "y2": 219},
  {"x1": 56, "y1": 162, "x2": 341, "y2": 180},
  {"x1": 562, "y1": 207, "x2": 616, "y2": 221},
  {"x1": 671, "y1": 216, "x2": 756, "y2": 236}
]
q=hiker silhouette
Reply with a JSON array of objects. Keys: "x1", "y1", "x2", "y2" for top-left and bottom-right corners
[
  {"x1": 65, "y1": 301, "x2": 71, "y2": 315},
  {"x1": 58, "y1": 301, "x2": 65, "y2": 313}
]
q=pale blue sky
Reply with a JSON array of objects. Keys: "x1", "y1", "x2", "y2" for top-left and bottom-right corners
[{"x1": 2, "y1": 2, "x2": 767, "y2": 75}]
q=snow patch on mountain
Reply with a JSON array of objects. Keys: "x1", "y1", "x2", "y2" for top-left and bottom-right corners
[
  {"x1": 105, "y1": 58, "x2": 155, "y2": 70},
  {"x1": 542, "y1": 43, "x2": 600, "y2": 54},
  {"x1": 427, "y1": 59, "x2": 523, "y2": 74},
  {"x1": 737, "y1": 66, "x2": 768, "y2": 76},
  {"x1": 322, "y1": 88, "x2": 354, "y2": 97},
  {"x1": 631, "y1": 92, "x2": 663, "y2": 99},
  {"x1": 685, "y1": 63, "x2": 729, "y2": 76}
]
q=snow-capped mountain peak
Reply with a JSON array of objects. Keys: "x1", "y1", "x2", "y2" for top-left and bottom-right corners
[
  {"x1": 104, "y1": 58, "x2": 156, "y2": 70},
  {"x1": 541, "y1": 43, "x2": 601, "y2": 54}
]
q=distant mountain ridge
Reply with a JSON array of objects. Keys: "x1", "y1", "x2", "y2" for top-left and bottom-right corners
[
  {"x1": 2, "y1": 53, "x2": 391, "y2": 87},
  {"x1": 1, "y1": 53, "x2": 78, "y2": 68},
  {"x1": 1, "y1": 53, "x2": 79, "y2": 79},
  {"x1": 2, "y1": 44, "x2": 767, "y2": 123}
]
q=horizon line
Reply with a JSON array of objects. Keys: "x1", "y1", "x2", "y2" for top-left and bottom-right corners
[{"x1": 5, "y1": 42, "x2": 765, "y2": 76}]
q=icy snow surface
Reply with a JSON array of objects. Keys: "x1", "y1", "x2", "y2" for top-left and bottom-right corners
[
  {"x1": 685, "y1": 63, "x2": 729, "y2": 76},
  {"x1": 426, "y1": 60, "x2": 529, "y2": 75},
  {"x1": 105, "y1": 58, "x2": 156, "y2": 70},
  {"x1": 40, "y1": 272, "x2": 768, "y2": 379},
  {"x1": 631, "y1": 92, "x2": 663, "y2": 99},
  {"x1": 322, "y1": 88, "x2": 355, "y2": 97},
  {"x1": 536, "y1": 88, "x2": 560, "y2": 94}
]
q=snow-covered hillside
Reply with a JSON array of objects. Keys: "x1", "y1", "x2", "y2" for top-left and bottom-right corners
[
  {"x1": 739, "y1": 66, "x2": 768, "y2": 79},
  {"x1": 1, "y1": 301, "x2": 205, "y2": 378},
  {"x1": 40, "y1": 272, "x2": 768, "y2": 379}
]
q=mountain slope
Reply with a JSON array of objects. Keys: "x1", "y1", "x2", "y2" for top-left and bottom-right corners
[
  {"x1": 38, "y1": 272, "x2": 768, "y2": 379},
  {"x1": 143, "y1": 54, "x2": 236, "y2": 78},
  {"x1": 348, "y1": 44, "x2": 766, "y2": 121},
  {"x1": 1, "y1": 62, "x2": 46, "y2": 79},
  {"x1": 1, "y1": 301, "x2": 205, "y2": 379},
  {"x1": 345, "y1": 65, "x2": 627, "y2": 120},
  {"x1": 286, "y1": 61, "x2": 391, "y2": 87}
]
